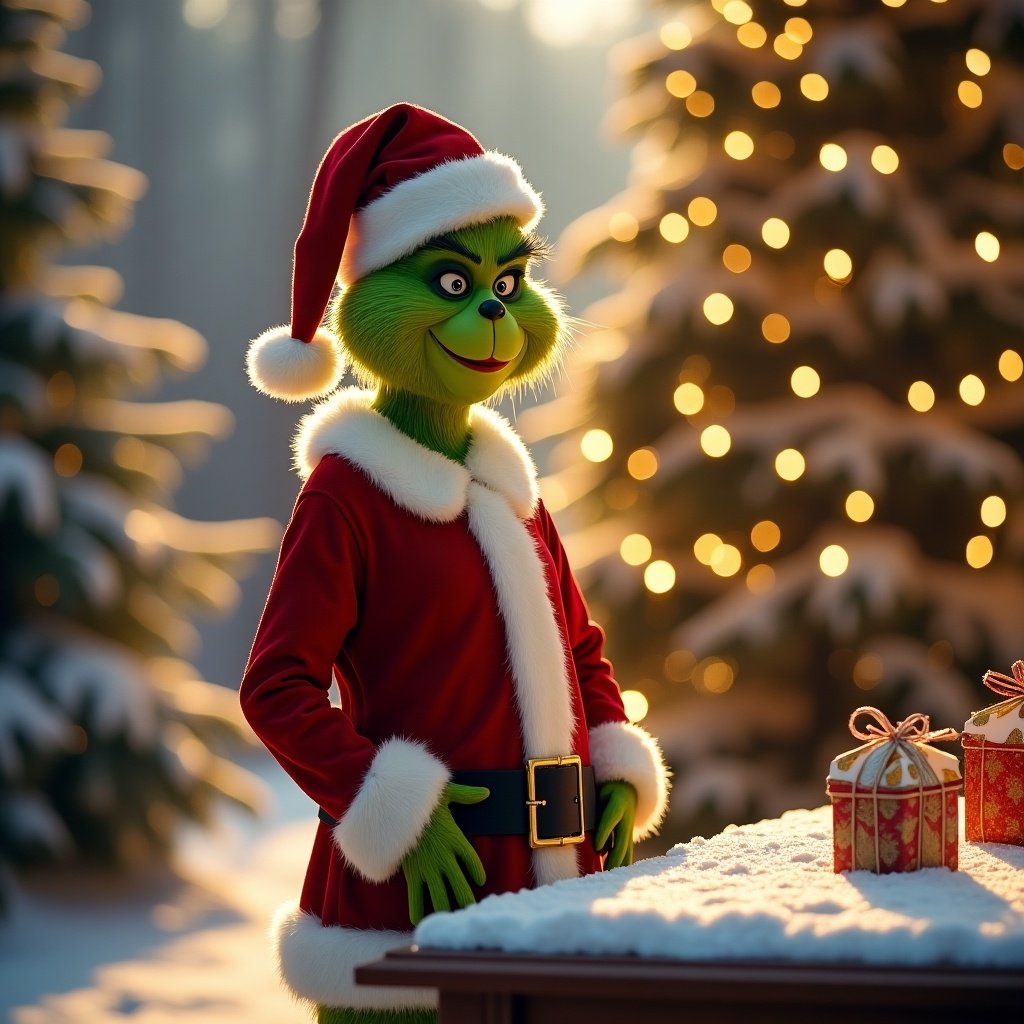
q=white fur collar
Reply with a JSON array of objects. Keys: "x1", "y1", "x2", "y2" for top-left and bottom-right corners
[{"x1": 293, "y1": 389, "x2": 538, "y2": 521}]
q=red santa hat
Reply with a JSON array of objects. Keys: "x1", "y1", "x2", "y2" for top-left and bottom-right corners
[{"x1": 247, "y1": 103, "x2": 545, "y2": 402}]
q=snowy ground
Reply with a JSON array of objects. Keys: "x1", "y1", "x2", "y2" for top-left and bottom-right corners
[{"x1": 0, "y1": 755, "x2": 318, "y2": 1024}]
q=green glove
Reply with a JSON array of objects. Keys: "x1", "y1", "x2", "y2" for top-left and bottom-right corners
[
  {"x1": 594, "y1": 780, "x2": 637, "y2": 869},
  {"x1": 401, "y1": 781, "x2": 489, "y2": 926}
]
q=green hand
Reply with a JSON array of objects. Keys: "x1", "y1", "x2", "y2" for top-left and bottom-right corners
[
  {"x1": 594, "y1": 780, "x2": 637, "y2": 869},
  {"x1": 401, "y1": 781, "x2": 489, "y2": 926}
]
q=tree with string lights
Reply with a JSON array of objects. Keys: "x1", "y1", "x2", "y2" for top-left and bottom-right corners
[
  {"x1": 549, "y1": 0, "x2": 1024, "y2": 842},
  {"x1": 0, "y1": 0, "x2": 275, "y2": 903}
]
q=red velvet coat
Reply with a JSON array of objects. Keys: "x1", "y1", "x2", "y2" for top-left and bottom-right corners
[{"x1": 240, "y1": 391, "x2": 669, "y2": 1010}]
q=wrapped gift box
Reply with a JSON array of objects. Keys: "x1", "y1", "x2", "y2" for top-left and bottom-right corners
[
  {"x1": 826, "y1": 706, "x2": 960, "y2": 873},
  {"x1": 962, "y1": 660, "x2": 1024, "y2": 846}
]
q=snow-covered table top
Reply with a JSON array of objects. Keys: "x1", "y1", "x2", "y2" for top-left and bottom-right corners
[{"x1": 414, "y1": 804, "x2": 1024, "y2": 968}]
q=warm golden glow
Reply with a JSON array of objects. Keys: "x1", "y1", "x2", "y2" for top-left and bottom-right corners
[
  {"x1": 666, "y1": 69, "x2": 698, "y2": 98},
  {"x1": 660, "y1": 21, "x2": 692, "y2": 50},
  {"x1": 751, "y1": 519, "x2": 780, "y2": 552},
  {"x1": 819, "y1": 544, "x2": 849, "y2": 577},
  {"x1": 966, "y1": 48, "x2": 991, "y2": 76},
  {"x1": 762, "y1": 313, "x2": 791, "y2": 344},
  {"x1": 751, "y1": 81, "x2": 781, "y2": 108},
  {"x1": 34, "y1": 574, "x2": 60, "y2": 607},
  {"x1": 853, "y1": 653, "x2": 883, "y2": 690},
  {"x1": 980, "y1": 495, "x2": 1006, "y2": 528},
  {"x1": 870, "y1": 144, "x2": 899, "y2": 174},
  {"x1": 724, "y1": 131, "x2": 754, "y2": 160},
  {"x1": 1004, "y1": 143, "x2": 1024, "y2": 171},
  {"x1": 581, "y1": 429, "x2": 613, "y2": 462},
  {"x1": 737, "y1": 22, "x2": 767, "y2": 47},
  {"x1": 694, "y1": 533, "x2": 723, "y2": 565},
  {"x1": 800, "y1": 73, "x2": 828, "y2": 101},
  {"x1": 620, "y1": 689, "x2": 650, "y2": 724},
  {"x1": 54, "y1": 442, "x2": 83, "y2": 477},
  {"x1": 700, "y1": 425, "x2": 732, "y2": 458},
  {"x1": 722, "y1": 0, "x2": 753, "y2": 24},
  {"x1": 907, "y1": 380, "x2": 935, "y2": 412},
  {"x1": 686, "y1": 91, "x2": 715, "y2": 117},
  {"x1": 775, "y1": 448, "x2": 805, "y2": 481},
  {"x1": 824, "y1": 248, "x2": 853, "y2": 281},
  {"x1": 665, "y1": 649, "x2": 696, "y2": 682},
  {"x1": 688, "y1": 196, "x2": 718, "y2": 226},
  {"x1": 46, "y1": 371, "x2": 76, "y2": 408},
  {"x1": 673, "y1": 381, "x2": 705, "y2": 415},
  {"x1": 958, "y1": 80, "x2": 983, "y2": 108},
  {"x1": 711, "y1": 543, "x2": 742, "y2": 577},
  {"x1": 620, "y1": 533, "x2": 653, "y2": 566},
  {"x1": 761, "y1": 217, "x2": 790, "y2": 248},
  {"x1": 773, "y1": 34, "x2": 802, "y2": 60},
  {"x1": 785, "y1": 17, "x2": 812, "y2": 43},
  {"x1": 627, "y1": 447, "x2": 659, "y2": 480},
  {"x1": 644, "y1": 560, "x2": 677, "y2": 593},
  {"x1": 846, "y1": 490, "x2": 875, "y2": 522},
  {"x1": 747, "y1": 564, "x2": 775, "y2": 593},
  {"x1": 790, "y1": 365, "x2": 821, "y2": 398},
  {"x1": 703, "y1": 292, "x2": 734, "y2": 325},
  {"x1": 608, "y1": 211, "x2": 639, "y2": 242},
  {"x1": 975, "y1": 230, "x2": 1000, "y2": 262},
  {"x1": 659, "y1": 212, "x2": 690, "y2": 243},
  {"x1": 819, "y1": 143, "x2": 848, "y2": 171},
  {"x1": 959, "y1": 374, "x2": 985, "y2": 406},
  {"x1": 999, "y1": 349, "x2": 1023, "y2": 381},
  {"x1": 723, "y1": 243, "x2": 751, "y2": 272},
  {"x1": 966, "y1": 535, "x2": 993, "y2": 568},
  {"x1": 701, "y1": 659, "x2": 735, "y2": 694}
]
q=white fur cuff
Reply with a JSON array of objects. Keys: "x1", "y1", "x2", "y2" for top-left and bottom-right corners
[
  {"x1": 589, "y1": 720, "x2": 670, "y2": 841},
  {"x1": 246, "y1": 325, "x2": 344, "y2": 402},
  {"x1": 332, "y1": 738, "x2": 450, "y2": 882}
]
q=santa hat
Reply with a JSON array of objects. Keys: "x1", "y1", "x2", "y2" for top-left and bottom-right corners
[{"x1": 247, "y1": 103, "x2": 544, "y2": 402}]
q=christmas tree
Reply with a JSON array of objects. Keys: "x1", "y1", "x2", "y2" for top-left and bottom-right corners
[
  {"x1": 548, "y1": 0, "x2": 1024, "y2": 842},
  {"x1": 0, "y1": 0, "x2": 275, "y2": 901}
]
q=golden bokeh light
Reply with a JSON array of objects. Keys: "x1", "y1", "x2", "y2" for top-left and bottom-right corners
[
  {"x1": 907, "y1": 380, "x2": 935, "y2": 412},
  {"x1": 34, "y1": 574, "x2": 60, "y2": 607},
  {"x1": 751, "y1": 519, "x2": 781, "y2": 552},
  {"x1": 620, "y1": 533, "x2": 653, "y2": 566},
  {"x1": 846, "y1": 490, "x2": 875, "y2": 522},
  {"x1": 1004, "y1": 144, "x2": 1024, "y2": 171},
  {"x1": 799, "y1": 73, "x2": 828, "y2": 101},
  {"x1": 958, "y1": 80, "x2": 983, "y2": 107},
  {"x1": 694, "y1": 533, "x2": 723, "y2": 565},
  {"x1": 665, "y1": 649, "x2": 696, "y2": 682},
  {"x1": 853, "y1": 652, "x2": 883, "y2": 690},
  {"x1": 723, "y1": 243, "x2": 751, "y2": 272},
  {"x1": 959, "y1": 374, "x2": 985, "y2": 406},
  {"x1": 674, "y1": 381, "x2": 705, "y2": 415},
  {"x1": 746, "y1": 563, "x2": 775, "y2": 593},
  {"x1": 724, "y1": 131, "x2": 754, "y2": 160},
  {"x1": 999, "y1": 349, "x2": 1023, "y2": 381},
  {"x1": 608, "y1": 211, "x2": 639, "y2": 242},
  {"x1": 711, "y1": 543, "x2": 742, "y2": 577},
  {"x1": 761, "y1": 217, "x2": 790, "y2": 248},
  {"x1": 819, "y1": 544, "x2": 849, "y2": 577},
  {"x1": 700, "y1": 425, "x2": 732, "y2": 457},
  {"x1": 824, "y1": 248, "x2": 853, "y2": 281},
  {"x1": 785, "y1": 17, "x2": 812, "y2": 43},
  {"x1": 773, "y1": 33, "x2": 802, "y2": 60},
  {"x1": 660, "y1": 21, "x2": 692, "y2": 49},
  {"x1": 791, "y1": 365, "x2": 821, "y2": 398},
  {"x1": 620, "y1": 689, "x2": 650, "y2": 724},
  {"x1": 965, "y1": 48, "x2": 991, "y2": 75},
  {"x1": 686, "y1": 91, "x2": 715, "y2": 117},
  {"x1": 775, "y1": 448, "x2": 805, "y2": 481},
  {"x1": 966, "y1": 535, "x2": 993, "y2": 568},
  {"x1": 819, "y1": 142, "x2": 848, "y2": 171},
  {"x1": 762, "y1": 312, "x2": 791, "y2": 343},
  {"x1": 722, "y1": 0, "x2": 753, "y2": 24},
  {"x1": 660, "y1": 212, "x2": 690, "y2": 243},
  {"x1": 644, "y1": 559, "x2": 677, "y2": 593},
  {"x1": 666, "y1": 69, "x2": 698, "y2": 98},
  {"x1": 870, "y1": 144, "x2": 899, "y2": 174},
  {"x1": 46, "y1": 371, "x2": 76, "y2": 408},
  {"x1": 627, "y1": 447, "x2": 659, "y2": 480},
  {"x1": 54, "y1": 442, "x2": 83, "y2": 477},
  {"x1": 581, "y1": 429, "x2": 613, "y2": 462},
  {"x1": 975, "y1": 231, "x2": 1000, "y2": 262},
  {"x1": 737, "y1": 22, "x2": 767, "y2": 48},
  {"x1": 980, "y1": 495, "x2": 1006, "y2": 528},
  {"x1": 703, "y1": 292, "x2": 734, "y2": 324},
  {"x1": 751, "y1": 81, "x2": 781, "y2": 108},
  {"x1": 688, "y1": 196, "x2": 718, "y2": 226},
  {"x1": 700, "y1": 659, "x2": 735, "y2": 694}
]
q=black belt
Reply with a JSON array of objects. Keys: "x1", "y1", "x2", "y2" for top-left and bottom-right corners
[{"x1": 319, "y1": 758, "x2": 596, "y2": 849}]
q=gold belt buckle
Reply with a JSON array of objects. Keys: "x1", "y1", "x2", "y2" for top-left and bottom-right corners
[{"x1": 525, "y1": 755, "x2": 585, "y2": 849}]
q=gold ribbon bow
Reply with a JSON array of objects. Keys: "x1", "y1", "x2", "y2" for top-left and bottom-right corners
[
  {"x1": 982, "y1": 659, "x2": 1024, "y2": 701},
  {"x1": 849, "y1": 706, "x2": 959, "y2": 748}
]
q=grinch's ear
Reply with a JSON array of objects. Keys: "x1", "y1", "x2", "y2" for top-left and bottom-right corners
[{"x1": 246, "y1": 326, "x2": 345, "y2": 403}]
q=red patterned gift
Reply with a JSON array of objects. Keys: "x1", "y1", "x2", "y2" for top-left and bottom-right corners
[
  {"x1": 826, "y1": 706, "x2": 960, "y2": 873},
  {"x1": 962, "y1": 660, "x2": 1024, "y2": 846}
]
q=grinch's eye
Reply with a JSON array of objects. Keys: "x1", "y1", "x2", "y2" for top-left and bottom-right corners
[
  {"x1": 493, "y1": 271, "x2": 521, "y2": 300},
  {"x1": 436, "y1": 271, "x2": 471, "y2": 298}
]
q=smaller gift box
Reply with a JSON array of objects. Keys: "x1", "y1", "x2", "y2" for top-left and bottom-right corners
[
  {"x1": 826, "y1": 706, "x2": 960, "y2": 873},
  {"x1": 962, "y1": 660, "x2": 1024, "y2": 846}
]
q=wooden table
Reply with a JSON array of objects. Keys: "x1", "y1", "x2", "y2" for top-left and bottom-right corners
[{"x1": 356, "y1": 945, "x2": 1024, "y2": 1023}]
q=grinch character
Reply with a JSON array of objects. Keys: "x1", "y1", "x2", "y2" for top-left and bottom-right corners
[{"x1": 240, "y1": 104, "x2": 670, "y2": 1023}]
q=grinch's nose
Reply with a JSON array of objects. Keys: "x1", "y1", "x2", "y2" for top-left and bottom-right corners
[{"x1": 478, "y1": 299, "x2": 506, "y2": 321}]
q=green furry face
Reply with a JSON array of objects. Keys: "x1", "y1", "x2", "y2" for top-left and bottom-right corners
[{"x1": 331, "y1": 216, "x2": 565, "y2": 406}]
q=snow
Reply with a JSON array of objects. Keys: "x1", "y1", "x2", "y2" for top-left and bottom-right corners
[{"x1": 415, "y1": 804, "x2": 1024, "y2": 968}]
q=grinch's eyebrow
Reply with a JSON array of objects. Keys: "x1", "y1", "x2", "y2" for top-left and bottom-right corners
[
  {"x1": 498, "y1": 233, "x2": 550, "y2": 265},
  {"x1": 421, "y1": 233, "x2": 482, "y2": 264}
]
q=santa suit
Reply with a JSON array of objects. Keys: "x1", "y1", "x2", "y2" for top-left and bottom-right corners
[{"x1": 241, "y1": 389, "x2": 669, "y2": 1011}]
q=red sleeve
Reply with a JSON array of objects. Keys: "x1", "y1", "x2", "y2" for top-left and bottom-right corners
[
  {"x1": 536, "y1": 500, "x2": 628, "y2": 730},
  {"x1": 240, "y1": 468, "x2": 374, "y2": 822}
]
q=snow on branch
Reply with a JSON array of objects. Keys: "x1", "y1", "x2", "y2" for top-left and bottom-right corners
[{"x1": 0, "y1": 435, "x2": 58, "y2": 533}]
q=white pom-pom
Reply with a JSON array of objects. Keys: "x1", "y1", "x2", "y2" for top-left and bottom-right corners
[{"x1": 246, "y1": 326, "x2": 344, "y2": 402}]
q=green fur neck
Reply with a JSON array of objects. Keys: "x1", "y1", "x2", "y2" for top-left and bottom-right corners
[{"x1": 372, "y1": 386, "x2": 472, "y2": 463}]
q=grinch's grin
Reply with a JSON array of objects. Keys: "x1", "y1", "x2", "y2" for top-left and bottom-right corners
[{"x1": 430, "y1": 331, "x2": 510, "y2": 373}]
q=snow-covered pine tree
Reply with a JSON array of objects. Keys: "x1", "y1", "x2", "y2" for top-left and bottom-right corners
[
  {"x1": 0, "y1": 0, "x2": 276, "y2": 901},
  {"x1": 545, "y1": 0, "x2": 1024, "y2": 843}
]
